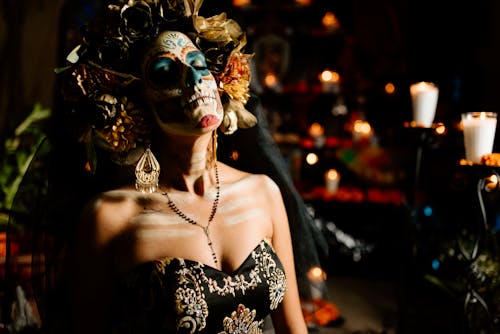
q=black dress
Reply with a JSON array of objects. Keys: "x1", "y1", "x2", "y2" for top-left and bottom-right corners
[{"x1": 112, "y1": 239, "x2": 287, "y2": 333}]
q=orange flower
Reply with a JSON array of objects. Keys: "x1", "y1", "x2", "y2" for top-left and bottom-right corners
[
  {"x1": 302, "y1": 298, "x2": 341, "y2": 326},
  {"x1": 217, "y1": 52, "x2": 252, "y2": 105}
]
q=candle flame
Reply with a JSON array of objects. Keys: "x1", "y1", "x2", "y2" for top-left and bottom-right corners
[
  {"x1": 319, "y1": 70, "x2": 340, "y2": 83},
  {"x1": 326, "y1": 169, "x2": 339, "y2": 180},
  {"x1": 410, "y1": 81, "x2": 437, "y2": 95},
  {"x1": 308, "y1": 266, "x2": 327, "y2": 281},
  {"x1": 309, "y1": 122, "x2": 325, "y2": 137},
  {"x1": 306, "y1": 153, "x2": 319, "y2": 165}
]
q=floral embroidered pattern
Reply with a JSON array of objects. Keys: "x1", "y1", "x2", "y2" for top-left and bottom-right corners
[
  {"x1": 253, "y1": 240, "x2": 287, "y2": 310},
  {"x1": 268, "y1": 268, "x2": 286, "y2": 310},
  {"x1": 200, "y1": 266, "x2": 261, "y2": 297},
  {"x1": 219, "y1": 304, "x2": 263, "y2": 334},
  {"x1": 134, "y1": 239, "x2": 287, "y2": 332},
  {"x1": 153, "y1": 256, "x2": 174, "y2": 275},
  {"x1": 174, "y1": 261, "x2": 209, "y2": 332}
]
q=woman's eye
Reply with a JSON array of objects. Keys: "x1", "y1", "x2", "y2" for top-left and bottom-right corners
[
  {"x1": 148, "y1": 57, "x2": 179, "y2": 87},
  {"x1": 186, "y1": 51, "x2": 209, "y2": 74}
]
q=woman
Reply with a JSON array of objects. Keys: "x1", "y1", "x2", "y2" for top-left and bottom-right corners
[{"x1": 58, "y1": 1, "x2": 308, "y2": 333}]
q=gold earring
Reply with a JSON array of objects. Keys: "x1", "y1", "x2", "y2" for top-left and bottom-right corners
[
  {"x1": 135, "y1": 147, "x2": 160, "y2": 193},
  {"x1": 211, "y1": 130, "x2": 218, "y2": 165}
]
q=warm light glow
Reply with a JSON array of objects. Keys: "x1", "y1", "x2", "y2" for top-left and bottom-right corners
[
  {"x1": 384, "y1": 82, "x2": 396, "y2": 94},
  {"x1": 307, "y1": 266, "x2": 327, "y2": 282},
  {"x1": 410, "y1": 81, "x2": 436, "y2": 95},
  {"x1": 322, "y1": 12, "x2": 340, "y2": 30},
  {"x1": 326, "y1": 169, "x2": 339, "y2": 181},
  {"x1": 485, "y1": 174, "x2": 499, "y2": 192},
  {"x1": 319, "y1": 70, "x2": 340, "y2": 83},
  {"x1": 264, "y1": 73, "x2": 278, "y2": 88},
  {"x1": 434, "y1": 123, "x2": 446, "y2": 135},
  {"x1": 353, "y1": 120, "x2": 372, "y2": 135},
  {"x1": 306, "y1": 153, "x2": 319, "y2": 165},
  {"x1": 233, "y1": 0, "x2": 251, "y2": 6},
  {"x1": 295, "y1": 0, "x2": 311, "y2": 5},
  {"x1": 230, "y1": 150, "x2": 239, "y2": 161},
  {"x1": 308, "y1": 122, "x2": 325, "y2": 138}
]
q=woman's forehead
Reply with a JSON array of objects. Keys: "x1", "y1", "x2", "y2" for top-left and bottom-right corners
[{"x1": 154, "y1": 31, "x2": 197, "y2": 55}]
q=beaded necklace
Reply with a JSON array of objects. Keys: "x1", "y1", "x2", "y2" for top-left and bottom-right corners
[{"x1": 163, "y1": 164, "x2": 220, "y2": 265}]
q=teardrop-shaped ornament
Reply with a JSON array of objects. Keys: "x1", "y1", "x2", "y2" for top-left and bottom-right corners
[{"x1": 135, "y1": 147, "x2": 160, "y2": 193}]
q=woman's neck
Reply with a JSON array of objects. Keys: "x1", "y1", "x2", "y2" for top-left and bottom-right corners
[{"x1": 156, "y1": 131, "x2": 214, "y2": 195}]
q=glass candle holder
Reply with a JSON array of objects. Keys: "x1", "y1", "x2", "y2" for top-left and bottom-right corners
[{"x1": 461, "y1": 111, "x2": 497, "y2": 164}]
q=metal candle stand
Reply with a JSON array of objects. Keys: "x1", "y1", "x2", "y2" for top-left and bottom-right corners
[
  {"x1": 456, "y1": 164, "x2": 499, "y2": 333},
  {"x1": 404, "y1": 124, "x2": 439, "y2": 208}
]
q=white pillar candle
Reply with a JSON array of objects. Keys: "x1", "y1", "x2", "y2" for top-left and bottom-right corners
[
  {"x1": 324, "y1": 169, "x2": 340, "y2": 194},
  {"x1": 462, "y1": 112, "x2": 497, "y2": 163},
  {"x1": 319, "y1": 70, "x2": 340, "y2": 94},
  {"x1": 307, "y1": 266, "x2": 326, "y2": 300},
  {"x1": 410, "y1": 82, "x2": 439, "y2": 127}
]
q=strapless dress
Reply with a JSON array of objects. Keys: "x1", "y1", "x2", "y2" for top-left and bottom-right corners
[{"x1": 111, "y1": 239, "x2": 287, "y2": 333}]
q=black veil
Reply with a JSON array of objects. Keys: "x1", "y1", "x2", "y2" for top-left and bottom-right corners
[{"x1": 218, "y1": 93, "x2": 329, "y2": 299}]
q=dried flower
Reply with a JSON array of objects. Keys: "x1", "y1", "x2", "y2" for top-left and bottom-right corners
[
  {"x1": 57, "y1": 0, "x2": 256, "y2": 167},
  {"x1": 95, "y1": 96, "x2": 148, "y2": 152},
  {"x1": 194, "y1": 13, "x2": 247, "y2": 75},
  {"x1": 118, "y1": 1, "x2": 156, "y2": 44},
  {"x1": 217, "y1": 52, "x2": 252, "y2": 105}
]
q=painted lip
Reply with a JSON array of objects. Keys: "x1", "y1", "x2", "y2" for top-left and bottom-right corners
[{"x1": 197, "y1": 114, "x2": 219, "y2": 128}]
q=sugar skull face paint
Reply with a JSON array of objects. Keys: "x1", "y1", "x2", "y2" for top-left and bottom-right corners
[{"x1": 142, "y1": 31, "x2": 223, "y2": 135}]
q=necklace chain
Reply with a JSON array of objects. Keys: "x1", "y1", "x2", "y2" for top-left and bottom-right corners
[{"x1": 163, "y1": 164, "x2": 220, "y2": 265}]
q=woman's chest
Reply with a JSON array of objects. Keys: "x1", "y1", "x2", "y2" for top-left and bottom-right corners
[
  {"x1": 112, "y1": 240, "x2": 287, "y2": 333},
  {"x1": 113, "y1": 209, "x2": 273, "y2": 274}
]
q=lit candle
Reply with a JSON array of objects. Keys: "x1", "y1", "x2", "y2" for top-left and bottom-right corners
[
  {"x1": 307, "y1": 266, "x2": 327, "y2": 300},
  {"x1": 319, "y1": 70, "x2": 340, "y2": 93},
  {"x1": 308, "y1": 122, "x2": 325, "y2": 148},
  {"x1": 322, "y1": 12, "x2": 340, "y2": 32},
  {"x1": 324, "y1": 169, "x2": 340, "y2": 194},
  {"x1": 352, "y1": 119, "x2": 372, "y2": 142},
  {"x1": 461, "y1": 112, "x2": 497, "y2": 163},
  {"x1": 410, "y1": 81, "x2": 439, "y2": 127}
]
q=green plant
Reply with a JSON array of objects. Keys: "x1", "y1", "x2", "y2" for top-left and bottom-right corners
[{"x1": 0, "y1": 103, "x2": 51, "y2": 228}]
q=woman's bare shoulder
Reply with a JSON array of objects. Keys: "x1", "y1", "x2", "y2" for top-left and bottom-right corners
[
  {"x1": 84, "y1": 189, "x2": 141, "y2": 215},
  {"x1": 79, "y1": 189, "x2": 149, "y2": 245},
  {"x1": 218, "y1": 162, "x2": 280, "y2": 195}
]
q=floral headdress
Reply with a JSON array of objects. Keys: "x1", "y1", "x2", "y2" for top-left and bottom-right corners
[{"x1": 57, "y1": 0, "x2": 256, "y2": 172}]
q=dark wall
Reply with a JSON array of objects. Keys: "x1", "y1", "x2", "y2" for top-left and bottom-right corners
[{"x1": 1, "y1": 0, "x2": 500, "y2": 147}]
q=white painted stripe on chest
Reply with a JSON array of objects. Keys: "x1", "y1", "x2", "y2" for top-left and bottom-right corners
[
  {"x1": 136, "y1": 227, "x2": 197, "y2": 239},
  {"x1": 221, "y1": 207, "x2": 265, "y2": 226}
]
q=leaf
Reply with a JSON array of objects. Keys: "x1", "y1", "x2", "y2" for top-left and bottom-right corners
[
  {"x1": 14, "y1": 103, "x2": 51, "y2": 136},
  {"x1": 3, "y1": 137, "x2": 48, "y2": 211}
]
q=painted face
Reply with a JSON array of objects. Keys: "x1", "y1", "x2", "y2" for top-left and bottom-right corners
[{"x1": 142, "y1": 31, "x2": 223, "y2": 135}]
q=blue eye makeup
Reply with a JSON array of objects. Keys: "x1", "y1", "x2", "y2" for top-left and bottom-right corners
[
  {"x1": 148, "y1": 57, "x2": 179, "y2": 88},
  {"x1": 186, "y1": 51, "x2": 209, "y2": 75}
]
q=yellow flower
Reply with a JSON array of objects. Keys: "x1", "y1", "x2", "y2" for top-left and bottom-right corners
[
  {"x1": 218, "y1": 52, "x2": 252, "y2": 105},
  {"x1": 95, "y1": 97, "x2": 148, "y2": 152}
]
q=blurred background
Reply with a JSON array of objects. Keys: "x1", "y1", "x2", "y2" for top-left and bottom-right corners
[{"x1": 1, "y1": 0, "x2": 500, "y2": 333}]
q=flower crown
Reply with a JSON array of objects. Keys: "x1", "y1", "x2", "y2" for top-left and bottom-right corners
[{"x1": 57, "y1": 0, "x2": 256, "y2": 172}]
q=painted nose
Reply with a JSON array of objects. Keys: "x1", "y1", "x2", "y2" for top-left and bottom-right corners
[{"x1": 185, "y1": 66, "x2": 203, "y2": 88}]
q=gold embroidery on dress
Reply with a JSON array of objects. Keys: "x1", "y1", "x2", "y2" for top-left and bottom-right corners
[
  {"x1": 252, "y1": 241, "x2": 287, "y2": 310},
  {"x1": 268, "y1": 268, "x2": 286, "y2": 309},
  {"x1": 154, "y1": 238, "x2": 286, "y2": 333},
  {"x1": 198, "y1": 241, "x2": 272, "y2": 297},
  {"x1": 218, "y1": 304, "x2": 264, "y2": 334},
  {"x1": 153, "y1": 257, "x2": 174, "y2": 275},
  {"x1": 174, "y1": 259, "x2": 209, "y2": 331}
]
